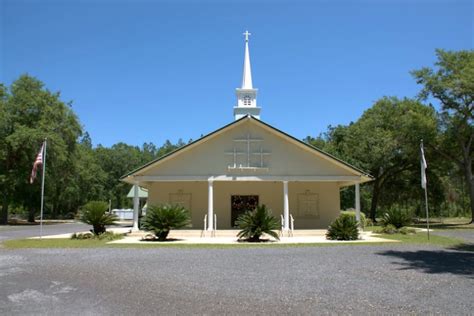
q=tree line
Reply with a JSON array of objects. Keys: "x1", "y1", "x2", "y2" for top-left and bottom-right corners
[
  {"x1": 0, "y1": 49, "x2": 472, "y2": 224},
  {"x1": 305, "y1": 49, "x2": 473, "y2": 222},
  {"x1": 0, "y1": 76, "x2": 187, "y2": 223}
]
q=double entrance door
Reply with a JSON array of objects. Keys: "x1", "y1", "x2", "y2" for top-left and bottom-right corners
[{"x1": 231, "y1": 195, "x2": 259, "y2": 227}]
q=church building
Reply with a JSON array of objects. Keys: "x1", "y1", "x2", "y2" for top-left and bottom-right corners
[{"x1": 122, "y1": 32, "x2": 372, "y2": 232}]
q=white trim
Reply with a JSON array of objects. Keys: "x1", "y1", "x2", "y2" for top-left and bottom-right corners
[
  {"x1": 129, "y1": 118, "x2": 249, "y2": 176},
  {"x1": 255, "y1": 120, "x2": 362, "y2": 176},
  {"x1": 125, "y1": 117, "x2": 371, "y2": 181},
  {"x1": 132, "y1": 175, "x2": 368, "y2": 182}
]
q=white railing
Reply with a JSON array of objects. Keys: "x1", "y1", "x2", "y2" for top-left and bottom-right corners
[
  {"x1": 213, "y1": 214, "x2": 217, "y2": 237},
  {"x1": 200, "y1": 214, "x2": 207, "y2": 238},
  {"x1": 280, "y1": 214, "x2": 284, "y2": 237},
  {"x1": 289, "y1": 214, "x2": 294, "y2": 237},
  {"x1": 280, "y1": 213, "x2": 295, "y2": 237},
  {"x1": 201, "y1": 214, "x2": 217, "y2": 238}
]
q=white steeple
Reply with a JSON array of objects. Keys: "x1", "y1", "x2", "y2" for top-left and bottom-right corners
[
  {"x1": 241, "y1": 31, "x2": 253, "y2": 89},
  {"x1": 234, "y1": 30, "x2": 261, "y2": 120}
]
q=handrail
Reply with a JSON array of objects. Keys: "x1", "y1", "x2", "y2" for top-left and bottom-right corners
[
  {"x1": 280, "y1": 214, "x2": 284, "y2": 236},
  {"x1": 212, "y1": 214, "x2": 217, "y2": 237},
  {"x1": 279, "y1": 214, "x2": 295, "y2": 237},
  {"x1": 289, "y1": 214, "x2": 295, "y2": 237},
  {"x1": 200, "y1": 214, "x2": 207, "y2": 238},
  {"x1": 201, "y1": 214, "x2": 217, "y2": 238}
]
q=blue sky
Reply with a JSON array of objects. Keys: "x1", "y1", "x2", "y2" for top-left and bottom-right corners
[{"x1": 1, "y1": 0, "x2": 472, "y2": 147}]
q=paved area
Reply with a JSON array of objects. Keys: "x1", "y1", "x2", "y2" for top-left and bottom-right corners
[
  {"x1": 0, "y1": 223, "x2": 91, "y2": 241},
  {"x1": 0, "y1": 244, "x2": 473, "y2": 315},
  {"x1": 431, "y1": 229, "x2": 474, "y2": 244},
  {"x1": 0, "y1": 222, "x2": 131, "y2": 241}
]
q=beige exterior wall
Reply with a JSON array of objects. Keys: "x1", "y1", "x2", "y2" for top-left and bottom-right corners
[
  {"x1": 135, "y1": 118, "x2": 362, "y2": 230},
  {"x1": 139, "y1": 120, "x2": 357, "y2": 178},
  {"x1": 147, "y1": 181, "x2": 340, "y2": 229}
]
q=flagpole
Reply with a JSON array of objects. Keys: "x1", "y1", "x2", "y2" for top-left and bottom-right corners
[
  {"x1": 424, "y1": 181, "x2": 430, "y2": 240},
  {"x1": 421, "y1": 139, "x2": 430, "y2": 241},
  {"x1": 40, "y1": 138, "x2": 47, "y2": 240}
]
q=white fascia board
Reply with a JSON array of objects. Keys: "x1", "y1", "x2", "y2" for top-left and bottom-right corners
[
  {"x1": 133, "y1": 175, "x2": 368, "y2": 182},
  {"x1": 255, "y1": 122, "x2": 366, "y2": 177}
]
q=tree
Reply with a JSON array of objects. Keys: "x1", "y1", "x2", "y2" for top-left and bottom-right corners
[
  {"x1": 337, "y1": 97, "x2": 438, "y2": 221},
  {"x1": 412, "y1": 49, "x2": 474, "y2": 222},
  {"x1": 0, "y1": 75, "x2": 82, "y2": 223}
]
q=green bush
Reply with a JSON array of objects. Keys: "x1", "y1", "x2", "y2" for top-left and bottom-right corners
[
  {"x1": 326, "y1": 214, "x2": 359, "y2": 240},
  {"x1": 376, "y1": 224, "x2": 398, "y2": 234},
  {"x1": 375, "y1": 225, "x2": 417, "y2": 235},
  {"x1": 80, "y1": 201, "x2": 117, "y2": 235},
  {"x1": 340, "y1": 210, "x2": 367, "y2": 228},
  {"x1": 236, "y1": 204, "x2": 280, "y2": 242},
  {"x1": 141, "y1": 204, "x2": 190, "y2": 241},
  {"x1": 380, "y1": 207, "x2": 412, "y2": 229},
  {"x1": 70, "y1": 232, "x2": 94, "y2": 239},
  {"x1": 365, "y1": 218, "x2": 374, "y2": 227},
  {"x1": 398, "y1": 227, "x2": 417, "y2": 235},
  {"x1": 70, "y1": 231, "x2": 123, "y2": 241}
]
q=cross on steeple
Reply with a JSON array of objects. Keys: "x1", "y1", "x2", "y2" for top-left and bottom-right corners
[{"x1": 243, "y1": 30, "x2": 251, "y2": 42}]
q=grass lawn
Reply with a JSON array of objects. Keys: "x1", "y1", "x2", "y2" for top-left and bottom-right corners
[
  {"x1": 370, "y1": 231, "x2": 465, "y2": 247},
  {"x1": 2, "y1": 232, "x2": 465, "y2": 249}
]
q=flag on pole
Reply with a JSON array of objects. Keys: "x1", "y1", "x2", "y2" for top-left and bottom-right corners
[
  {"x1": 420, "y1": 139, "x2": 430, "y2": 240},
  {"x1": 420, "y1": 142, "x2": 428, "y2": 189},
  {"x1": 30, "y1": 142, "x2": 45, "y2": 184}
]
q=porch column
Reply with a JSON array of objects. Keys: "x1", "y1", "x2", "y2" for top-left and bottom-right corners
[
  {"x1": 132, "y1": 184, "x2": 140, "y2": 232},
  {"x1": 207, "y1": 179, "x2": 214, "y2": 231},
  {"x1": 355, "y1": 183, "x2": 361, "y2": 224},
  {"x1": 283, "y1": 181, "x2": 289, "y2": 231}
]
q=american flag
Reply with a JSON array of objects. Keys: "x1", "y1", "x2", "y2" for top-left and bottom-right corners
[{"x1": 30, "y1": 143, "x2": 44, "y2": 184}]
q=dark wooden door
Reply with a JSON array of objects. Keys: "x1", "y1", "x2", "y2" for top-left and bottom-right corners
[{"x1": 231, "y1": 195, "x2": 259, "y2": 227}]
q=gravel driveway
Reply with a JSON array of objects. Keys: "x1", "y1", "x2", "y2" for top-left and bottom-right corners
[{"x1": 1, "y1": 244, "x2": 472, "y2": 315}]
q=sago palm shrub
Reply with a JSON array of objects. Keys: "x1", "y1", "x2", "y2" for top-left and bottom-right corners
[
  {"x1": 326, "y1": 214, "x2": 359, "y2": 240},
  {"x1": 141, "y1": 204, "x2": 190, "y2": 241},
  {"x1": 80, "y1": 201, "x2": 117, "y2": 235},
  {"x1": 340, "y1": 210, "x2": 367, "y2": 228},
  {"x1": 380, "y1": 207, "x2": 412, "y2": 229},
  {"x1": 236, "y1": 204, "x2": 280, "y2": 242}
]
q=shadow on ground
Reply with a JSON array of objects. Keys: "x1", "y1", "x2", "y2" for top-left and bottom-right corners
[{"x1": 377, "y1": 244, "x2": 474, "y2": 277}]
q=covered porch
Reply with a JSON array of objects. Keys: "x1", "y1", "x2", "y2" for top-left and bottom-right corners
[{"x1": 130, "y1": 175, "x2": 363, "y2": 233}]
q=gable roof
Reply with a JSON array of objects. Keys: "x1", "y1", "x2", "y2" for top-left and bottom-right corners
[{"x1": 121, "y1": 115, "x2": 373, "y2": 181}]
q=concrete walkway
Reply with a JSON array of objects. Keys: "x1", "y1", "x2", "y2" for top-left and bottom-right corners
[
  {"x1": 109, "y1": 229, "x2": 397, "y2": 244},
  {"x1": 28, "y1": 228, "x2": 396, "y2": 244}
]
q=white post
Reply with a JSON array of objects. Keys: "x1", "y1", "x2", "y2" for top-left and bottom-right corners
[
  {"x1": 283, "y1": 181, "x2": 289, "y2": 231},
  {"x1": 355, "y1": 183, "x2": 361, "y2": 224},
  {"x1": 207, "y1": 179, "x2": 214, "y2": 231},
  {"x1": 132, "y1": 184, "x2": 139, "y2": 231}
]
